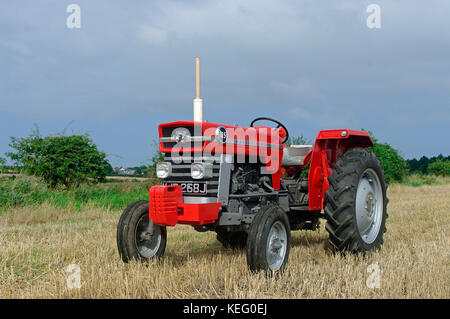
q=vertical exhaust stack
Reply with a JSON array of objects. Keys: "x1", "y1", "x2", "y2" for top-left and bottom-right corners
[{"x1": 193, "y1": 57, "x2": 203, "y2": 123}]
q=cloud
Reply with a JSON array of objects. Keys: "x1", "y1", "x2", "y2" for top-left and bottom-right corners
[
  {"x1": 269, "y1": 77, "x2": 321, "y2": 100},
  {"x1": 136, "y1": 25, "x2": 168, "y2": 46}
]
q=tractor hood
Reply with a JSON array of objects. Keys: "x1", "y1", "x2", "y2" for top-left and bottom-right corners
[{"x1": 158, "y1": 120, "x2": 284, "y2": 160}]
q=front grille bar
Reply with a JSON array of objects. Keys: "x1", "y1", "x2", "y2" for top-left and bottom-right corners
[
  {"x1": 164, "y1": 156, "x2": 221, "y2": 163},
  {"x1": 160, "y1": 136, "x2": 214, "y2": 143}
]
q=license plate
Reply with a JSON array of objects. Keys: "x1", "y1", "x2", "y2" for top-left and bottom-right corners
[{"x1": 163, "y1": 182, "x2": 207, "y2": 195}]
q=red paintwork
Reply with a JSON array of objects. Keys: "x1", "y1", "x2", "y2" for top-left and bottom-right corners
[
  {"x1": 149, "y1": 185, "x2": 222, "y2": 226},
  {"x1": 149, "y1": 185, "x2": 182, "y2": 226},
  {"x1": 159, "y1": 120, "x2": 283, "y2": 188},
  {"x1": 157, "y1": 121, "x2": 373, "y2": 215},
  {"x1": 307, "y1": 129, "x2": 373, "y2": 210},
  {"x1": 159, "y1": 121, "x2": 280, "y2": 156},
  {"x1": 177, "y1": 202, "x2": 222, "y2": 225}
]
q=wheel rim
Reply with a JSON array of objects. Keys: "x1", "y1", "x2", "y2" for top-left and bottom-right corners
[
  {"x1": 266, "y1": 221, "x2": 288, "y2": 271},
  {"x1": 135, "y1": 215, "x2": 162, "y2": 258},
  {"x1": 355, "y1": 168, "x2": 383, "y2": 244}
]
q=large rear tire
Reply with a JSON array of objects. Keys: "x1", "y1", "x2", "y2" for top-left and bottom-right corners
[
  {"x1": 324, "y1": 148, "x2": 387, "y2": 253},
  {"x1": 246, "y1": 204, "x2": 291, "y2": 273},
  {"x1": 117, "y1": 200, "x2": 167, "y2": 262}
]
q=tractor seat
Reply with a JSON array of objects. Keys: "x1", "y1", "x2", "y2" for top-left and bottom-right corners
[{"x1": 281, "y1": 145, "x2": 313, "y2": 167}]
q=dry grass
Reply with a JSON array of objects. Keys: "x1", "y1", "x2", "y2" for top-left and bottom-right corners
[{"x1": 0, "y1": 184, "x2": 449, "y2": 299}]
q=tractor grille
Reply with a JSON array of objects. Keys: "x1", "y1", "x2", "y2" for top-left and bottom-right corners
[{"x1": 163, "y1": 154, "x2": 221, "y2": 197}]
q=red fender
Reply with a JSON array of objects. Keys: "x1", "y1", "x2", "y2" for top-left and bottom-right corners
[{"x1": 307, "y1": 129, "x2": 373, "y2": 211}]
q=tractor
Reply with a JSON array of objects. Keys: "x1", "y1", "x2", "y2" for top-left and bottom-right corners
[{"x1": 116, "y1": 58, "x2": 387, "y2": 272}]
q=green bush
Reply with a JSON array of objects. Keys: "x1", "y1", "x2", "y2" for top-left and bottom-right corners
[
  {"x1": 0, "y1": 175, "x2": 48, "y2": 208},
  {"x1": 366, "y1": 132, "x2": 407, "y2": 184},
  {"x1": 7, "y1": 130, "x2": 110, "y2": 188},
  {"x1": 427, "y1": 159, "x2": 450, "y2": 176},
  {"x1": 407, "y1": 154, "x2": 450, "y2": 174}
]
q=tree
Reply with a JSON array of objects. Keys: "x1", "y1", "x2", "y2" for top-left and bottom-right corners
[
  {"x1": 365, "y1": 131, "x2": 407, "y2": 184},
  {"x1": 147, "y1": 139, "x2": 164, "y2": 178},
  {"x1": 0, "y1": 156, "x2": 6, "y2": 173},
  {"x1": 427, "y1": 159, "x2": 450, "y2": 176},
  {"x1": 7, "y1": 130, "x2": 110, "y2": 188},
  {"x1": 407, "y1": 154, "x2": 449, "y2": 175},
  {"x1": 105, "y1": 162, "x2": 115, "y2": 176}
]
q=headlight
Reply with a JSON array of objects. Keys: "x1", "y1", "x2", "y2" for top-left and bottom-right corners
[
  {"x1": 156, "y1": 162, "x2": 171, "y2": 179},
  {"x1": 191, "y1": 162, "x2": 213, "y2": 180}
]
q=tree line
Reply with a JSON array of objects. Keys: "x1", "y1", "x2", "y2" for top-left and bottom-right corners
[{"x1": 406, "y1": 155, "x2": 450, "y2": 176}]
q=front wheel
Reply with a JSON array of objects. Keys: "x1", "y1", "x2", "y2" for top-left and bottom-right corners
[
  {"x1": 324, "y1": 148, "x2": 387, "y2": 253},
  {"x1": 117, "y1": 200, "x2": 167, "y2": 262},
  {"x1": 246, "y1": 205, "x2": 291, "y2": 273}
]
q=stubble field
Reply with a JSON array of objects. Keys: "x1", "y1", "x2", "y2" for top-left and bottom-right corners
[{"x1": 0, "y1": 183, "x2": 449, "y2": 298}]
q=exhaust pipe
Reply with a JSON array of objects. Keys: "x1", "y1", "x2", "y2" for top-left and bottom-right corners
[{"x1": 193, "y1": 57, "x2": 203, "y2": 123}]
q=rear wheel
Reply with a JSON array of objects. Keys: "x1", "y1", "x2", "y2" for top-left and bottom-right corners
[
  {"x1": 246, "y1": 205, "x2": 291, "y2": 273},
  {"x1": 324, "y1": 148, "x2": 387, "y2": 252},
  {"x1": 117, "y1": 200, "x2": 167, "y2": 262}
]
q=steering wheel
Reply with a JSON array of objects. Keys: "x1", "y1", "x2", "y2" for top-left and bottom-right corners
[{"x1": 250, "y1": 117, "x2": 289, "y2": 144}]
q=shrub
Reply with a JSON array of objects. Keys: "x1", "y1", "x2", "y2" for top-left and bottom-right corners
[
  {"x1": 0, "y1": 175, "x2": 48, "y2": 208},
  {"x1": 407, "y1": 154, "x2": 450, "y2": 174},
  {"x1": 427, "y1": 159, "x2": 450, "y2": 176},
  {"x1": 7, "y1": 130, "x2": 110, "y2": 188},
  {"x1": 365, "y1": 131, "x2": 407, "y2": 184}
]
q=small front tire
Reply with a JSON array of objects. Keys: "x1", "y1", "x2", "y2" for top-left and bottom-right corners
[
  {"x1": 246, "y1": 205, "x2": 291, "y2": 273},
  {"x1": 117, "y1": 200, "x2": 167, "y2": 262}
]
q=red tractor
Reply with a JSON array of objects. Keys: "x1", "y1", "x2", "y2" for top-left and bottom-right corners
[{"x1": 117, "y1": 58, "x2": 387, "y2": 272}]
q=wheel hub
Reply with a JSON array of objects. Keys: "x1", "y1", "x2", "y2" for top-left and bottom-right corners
[
  {"x1": 140, "y1": 230, "x2": 154, "y2": 241},
  {"x1": 356, "y1": 168, "x2": 383, "y2": 244},
  {"x1": 365, "y1": 192, "x2": 376, "y2": 218},
  {"x1": 135, "y1": 216, "x2": 162, "y2": 258},
  {"x1": 266, "y1": 221, "x2": 287, "y2": 271},
  {"x1": 270, "y1": 236, "x2": 283, "y2": 253}
]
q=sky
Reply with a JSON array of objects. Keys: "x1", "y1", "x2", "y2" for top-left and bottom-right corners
[{"x1": 1, "y1": 0, "x2": 449, "y2": 167}]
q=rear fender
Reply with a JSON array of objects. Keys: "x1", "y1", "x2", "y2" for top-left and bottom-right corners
[{"x1": 308, "y1": 129, "x2": 373, "y2": 211}]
